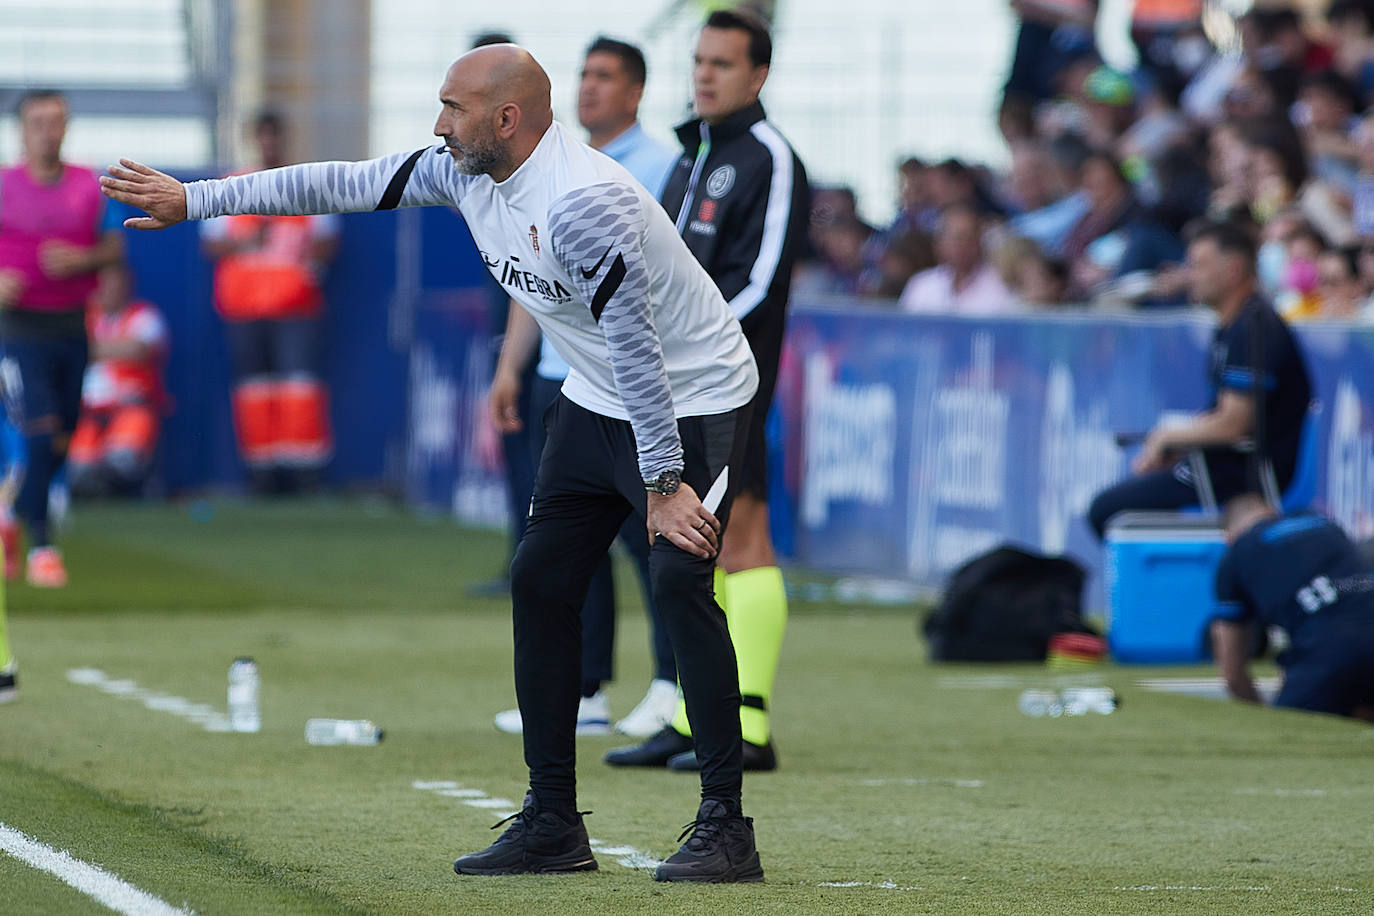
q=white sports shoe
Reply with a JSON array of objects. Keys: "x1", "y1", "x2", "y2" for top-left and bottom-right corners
[
  {"x1": 613, "y1": 679, "x2": 679, "y2": 737},
  {"x1": 493, "y1": 690, "x2": 612, "y2": 736}
]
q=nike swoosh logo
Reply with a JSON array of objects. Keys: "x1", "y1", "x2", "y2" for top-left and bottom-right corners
[{"x1": 580, "y1": 247, "x2": 612, "y2": 279}]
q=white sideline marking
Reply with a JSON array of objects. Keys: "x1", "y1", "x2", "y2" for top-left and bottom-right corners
[
  {"x1": 819, "y1": 880, "x2": 920, "y2": 891},
  {"x1": 1136, "y1": 676, "x2": 1280, "y2": 703},
  {"x1": 0, "y1": 822, "x2": 192, "y2": 916},
  {"x1": 859, "y1": 778, "x2": 984, "y2": 789},
  {"x1": 1232, "y1": 787, "x2": 1327, "y2": 797},
  {"x1": 66, "y1": 668, "x2": 231, "y2": 732},
  {"x1": 936, "y1": 673, "x2": 1104, "y2": 690},
  {"x1": 1117, "y1": 885, "x2": 1271, "y2": 892}
]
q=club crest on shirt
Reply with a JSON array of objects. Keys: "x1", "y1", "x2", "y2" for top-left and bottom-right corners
[
  {"x1": 706, "y1": 165, "x2": 735, "y2": 199},
  {"x1": 529, "y1": 224, "x2": 540, "y2": 256}
]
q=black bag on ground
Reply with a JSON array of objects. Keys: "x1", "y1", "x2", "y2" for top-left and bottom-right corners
[{"x1": 923, "y1": 544, "x2": 1091, "y2": 662}]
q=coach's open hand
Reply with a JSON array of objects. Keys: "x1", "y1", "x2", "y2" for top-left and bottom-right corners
[
  {"x1": 99, "y1": 159, "x2": 188, "y2": 230},
  {"x1": 648, "y1": 484, "x2": 721, "y2": 559}
]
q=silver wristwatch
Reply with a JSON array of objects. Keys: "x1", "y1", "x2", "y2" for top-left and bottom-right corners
[{"x1": 644, "y1": 468, "x2": 682, "y2": 496}]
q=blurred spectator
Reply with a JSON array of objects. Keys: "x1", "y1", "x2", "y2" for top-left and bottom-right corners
[
  {"x1": 1352, "y1": 112, "x2": 1374, "y2": 237},
  {"x1": 794, "y1": 218, "x2": 872, "y2": 297},
  {"x1": 1328, "y1": 0, "x2": 1374, "y2": 107},
  {"x1": 999, "y1": 236, "x2": 1070, "y2": 306},
  {"x1": 201, "y1": 111, "x2": 339, "y2": 496},
  {"x1": 1315, "y1": 245, "x2": 1366, "y2": 319},
  {"x1": 927, "y1": 159, "x2": 1003, "y2": 219},
  {"x1": 1208, "y1": 119, "x2": 1257, "y2": 219},
  {"x1": 1118, "y1": 79, "x2": 1192, "y2": 166},
  {"x1": 1082, "y1": 66, "x2": 1137, "y2": 149},
  {"x1": 891, "y1": 157, "x2": 938, "y2": 236},
  {"x1": 1007, "y1": 135, "x2": 1092, "y2": 258},
  {"x1": 998, "y1": 93, "x2": 1037, "y2": 146},
  {"x1": 1143, "y1": 143, "x2": 1212, "y2": 238},
  {"x1": 899, "y1": 204, "x2": 1019, "y2": 314},
  {"x1": 69, "y1": 264, "x2": 167, "y2": 498},
  {"x1": 1002, "y1": 0, "x2": 1097, "y2": 107},
  {"x1": 1244, "y1": 124, "x2": 1307, "y2": 225},
  {"x1": 868, "y1": 230, "x2": 935, "y2": 299},
  {"x1": 1296, "y1": 69, "x2": 1361, "y2": 189},
  {"x1": 1063, "y1": 150, "x2": 1184, "y2": 303},
  {"x1": 1357, "y1": 238, "x2": 1374, "y2": 296},
  {"x1": 0, "y1": 88, "x2": 125, "y2": 588},
  {"x1": 1275, "y1": 220, "x2": 1326, "y2": 321},
  {"x1": 1129, "y1": 0, "x2": 1204, "y2": 103},
  {"x1": 1269, "y1": 8, "x2": 1333, "y2": 77}
]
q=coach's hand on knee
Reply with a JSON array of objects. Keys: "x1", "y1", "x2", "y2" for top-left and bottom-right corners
[{"x1": 647, "y1": 485, "x2": 721, "y2": 559}]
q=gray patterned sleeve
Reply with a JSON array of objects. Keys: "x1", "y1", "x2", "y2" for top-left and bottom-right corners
[
  {"x1": 548, "y1": 181, "x2": 683, "y2": 481},
  {"x1": 184, "y1": 145, "x2": 462, "y2": 219}
]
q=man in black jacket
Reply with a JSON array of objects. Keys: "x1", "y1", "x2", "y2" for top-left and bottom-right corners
[{"x1": 607, "y1": 8, "x2": 809, "y2": 773}]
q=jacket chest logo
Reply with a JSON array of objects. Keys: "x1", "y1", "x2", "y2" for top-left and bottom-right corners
[
  {"x1": 706, "y1": 165, "x2": 736, "y2": 199},
  {"x1": 528, "y1": 224, "x2": 540, "y2": 257}
]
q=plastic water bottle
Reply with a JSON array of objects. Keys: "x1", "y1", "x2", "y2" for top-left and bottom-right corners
[
  {"x1": 1060, "y1": 687, "x2": 1119, "y2": 716},
  {"x1": 1017, "y1": 689, "x2": 1063, "y2": 717},
  {"x1": 1018, "y1": 687, "x2": 1118, "y2": 717},
  {"x1": 305, "y1": 718, "x2": 384, "y2": 746},
  {"x1": 227, "y1": 657, "x2": 261, "y2": 733}
]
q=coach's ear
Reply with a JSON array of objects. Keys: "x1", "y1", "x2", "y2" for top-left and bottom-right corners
[{"x1": 494, "y1": 102, "x2": 521, "y2": 140}]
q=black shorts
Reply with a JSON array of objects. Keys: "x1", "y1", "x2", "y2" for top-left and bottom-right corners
[{"x1": 739, "y1": 300, "x2": 785, "y2": 500}]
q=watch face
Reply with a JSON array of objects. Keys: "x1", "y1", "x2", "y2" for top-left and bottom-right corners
[{"x1": 648, "y1": 469, "x2": 681, "y2": 494}]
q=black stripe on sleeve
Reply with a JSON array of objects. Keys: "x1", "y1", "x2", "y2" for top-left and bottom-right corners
[
  {"x1": 589, "y1": 253, "x2": 627, "y2": 323},
  {"x1": 374, "y1": 149, "x2": 428, "y2": 211}
]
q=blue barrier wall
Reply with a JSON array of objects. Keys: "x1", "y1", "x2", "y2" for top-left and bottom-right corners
[{"x1": 775, "y1": 298, "x2": 1374, "y2": 592}]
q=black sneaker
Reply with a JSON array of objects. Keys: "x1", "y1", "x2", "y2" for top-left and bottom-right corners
[
  {"x1": 667, "y1": 738, "x2": 778, "y2": 773},
  {"x1": 603, "y1": 725, "x2": 693, "y2": 767},
  {"x1": 0, "y1": 666, "x2": 15, "y2": 704},
  {"x1": 452, "y1": 792, "x2": 597, "y2": 876},
  {"x1": 654, "y1": 799, "x2": 764, "y2": 883}
]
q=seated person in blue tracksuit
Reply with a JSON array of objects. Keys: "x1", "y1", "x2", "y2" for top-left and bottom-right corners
[{"x1": 1211, "y1": 494, "x2": 1374, "y2": 722}]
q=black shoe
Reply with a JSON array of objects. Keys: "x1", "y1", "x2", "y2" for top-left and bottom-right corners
[
  {"x1": 654, "y1": 799, "x2": 764, "y2": 883},
  {"x1": 0, "y1": 666, "x2": 15, "y2": 704},
  {"x1": 603, "y1": 725, "x2": 694, "y2": 767},
  {"x1": 452, "y1": 792, "x2": 598, "y2": 876},
  {"x1": 667, "y1": 738, "x2": 778, "y2": 772}
]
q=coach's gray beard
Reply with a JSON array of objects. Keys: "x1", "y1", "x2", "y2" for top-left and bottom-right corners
[{"x1": 449, "y1": 136, "x2": 508, "y2": 177}]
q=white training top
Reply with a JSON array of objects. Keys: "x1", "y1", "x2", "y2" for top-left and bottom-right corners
[{"x1": 183, "y1": 121, "x2": 757, "y2": 480}]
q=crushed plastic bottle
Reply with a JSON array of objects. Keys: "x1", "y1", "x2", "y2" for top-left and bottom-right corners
[{"x1": 305, "y1": 718, "x2": 384, "y2": 746}]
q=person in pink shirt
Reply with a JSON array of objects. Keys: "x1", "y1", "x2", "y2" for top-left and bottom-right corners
[
  {"x1": 899, "y1": 203, "x2": 1021, "y2": 314},
  {"x1": 0, "y1": 89, "x2": 125, "y2": 587}
]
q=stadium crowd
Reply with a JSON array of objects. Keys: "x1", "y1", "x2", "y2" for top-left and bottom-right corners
[{"x1": 797, "y1": 0, "x2": 1374, "y2": 323}]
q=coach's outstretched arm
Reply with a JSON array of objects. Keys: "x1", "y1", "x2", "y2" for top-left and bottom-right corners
[{"x1": 101, "y1": 147, "x2": 463, "y2": 229}]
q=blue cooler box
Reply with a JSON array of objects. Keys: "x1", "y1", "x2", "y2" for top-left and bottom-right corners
[{"x1": 1104, "y1": 512, "x2": 1227, "y2": 663}]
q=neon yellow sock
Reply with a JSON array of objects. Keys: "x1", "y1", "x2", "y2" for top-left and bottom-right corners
[
  {"x1": 668, "y1": 567, "x2": 730, "y2": 738},
  {"x1": 724, "y1": 566, "x2": 787, "y2": 745}
]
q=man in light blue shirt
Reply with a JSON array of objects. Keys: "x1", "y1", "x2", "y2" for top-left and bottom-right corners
[{"x1": 489, "y1": 37, "x2": 681, "y2": 739}]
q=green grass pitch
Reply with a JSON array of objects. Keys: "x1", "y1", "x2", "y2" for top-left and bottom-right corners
[{"x1": 2, "y1": 499, "x2": 1371, "y2": 914}]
